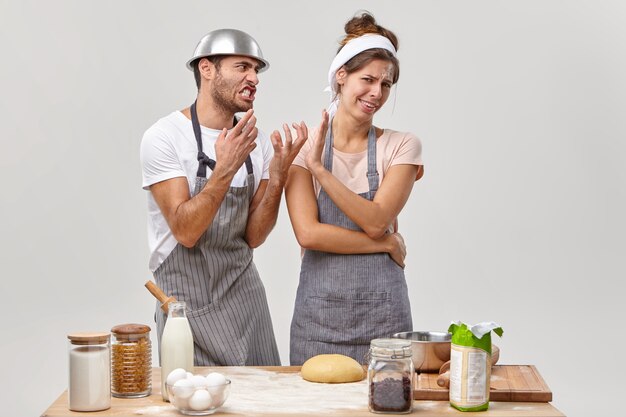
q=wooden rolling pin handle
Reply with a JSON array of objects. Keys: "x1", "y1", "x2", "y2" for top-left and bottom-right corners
[
  {"x1": 145, "y1": 280, "x2": 177, "y2": 313},
  {"x1": 491, "y1": 345, "x2": 500, "y2": 365},
  {"x1": 437, "y1": 371, "x2": 450, "y2": 388}
]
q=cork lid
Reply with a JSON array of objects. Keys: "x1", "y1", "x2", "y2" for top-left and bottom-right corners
[
  {"x1": 67, "y1": 332, "x2": 110, "y2": 345},
  {"x1": 111, "y1": 323, "x2": 151, "y2": 341}
]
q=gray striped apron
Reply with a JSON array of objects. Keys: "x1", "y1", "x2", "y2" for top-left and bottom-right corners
[
  {"x1": 289, "y1": 123, "x2": 413, "y2": 365},
  {"x1": 153, "y1": 101, "x2": 280, "y2": 366}
]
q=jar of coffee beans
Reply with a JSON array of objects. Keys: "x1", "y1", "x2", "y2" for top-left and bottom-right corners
[{"x1": 367, "y1": 338, "x2": 414, "y2": 414}]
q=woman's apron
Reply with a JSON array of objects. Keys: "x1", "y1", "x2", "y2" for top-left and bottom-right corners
[
  {"x1": 289, "y1": 123, "x2": 413, "y2": 365},
  {"x1": 154, "y1": 101, "x2": 280, "y2": 366}
]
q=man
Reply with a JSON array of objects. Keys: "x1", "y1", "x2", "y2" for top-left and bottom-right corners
[{"x1": 140, "y1": 29, "x2": 307, "y2": 365}]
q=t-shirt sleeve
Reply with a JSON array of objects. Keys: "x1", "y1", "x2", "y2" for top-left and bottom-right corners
[
  {"x1": 390, "y1": 132, "x2": 423, "y2": 167},
  {"x1": 140, "y1": 125, "x2": 186, "y2": 190}
]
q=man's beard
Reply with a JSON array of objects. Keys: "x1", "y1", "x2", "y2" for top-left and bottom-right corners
[{"x1": 210, "y1": 72, "x2": 252, "y2": 114}]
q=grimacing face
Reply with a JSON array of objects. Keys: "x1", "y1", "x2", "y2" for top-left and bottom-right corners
[
  {"x1": 337, "y1": 59, "x2": 394, "y2": 121},
  {"x1": 209, "y1": 56, "x2": 261, "y2": 114}
]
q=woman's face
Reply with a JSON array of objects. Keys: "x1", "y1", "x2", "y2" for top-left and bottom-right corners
[{"x1": 337, "y1": 59, "x2": 394, "y2": 122}]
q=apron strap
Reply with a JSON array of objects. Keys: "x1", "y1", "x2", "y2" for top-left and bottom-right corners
[
  {"x1": 190, "y1": 100, "x2": 252, "y2": 178},
  {"x1": 191, "y1": 100, "x2": 216, "y2": 178},
  {"x1": 245, "y1": 156, "x2": 253, "y2": 175},
  {"x1": 323, "y1": 122, "x2": 334, "y2": 171},
  {"x1": 323, "y1": 119, "x2": 379, "y2": 195},
  {"x1": 365, "y1": 126, "x2": 379, "y2": 194}
]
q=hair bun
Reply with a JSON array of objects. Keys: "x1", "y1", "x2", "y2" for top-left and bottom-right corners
[{"x1": 342, "y1": 11, "x2": 399, "y2": 51}]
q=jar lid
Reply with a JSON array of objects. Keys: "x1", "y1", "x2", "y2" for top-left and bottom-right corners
[
  {"x1": 111, "y1": 323, "x2": 151, "y2": 341},
  {"x1": 67, "y1": 332, "x2": 110, "y2": 345},
  {"x1": 111, "y1": 323, "x2": 151, "y2": 335},
  {"x1": 369, "y1": 338, "x2": 412, "y2": 358}
]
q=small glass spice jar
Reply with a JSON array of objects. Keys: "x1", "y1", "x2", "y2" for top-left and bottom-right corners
[
  {"x1": 111, "y1": 323, "x2": 152, "y2": 398},
  {"x1": 67, "y1": 332, "x2": 111, "y2": 411},
  {"x1": 368, "y1": 338, "x2": 414, "y2": 414}
]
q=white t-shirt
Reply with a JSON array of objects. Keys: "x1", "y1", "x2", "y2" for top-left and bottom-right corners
[{"x1": 140, "y1": 111, "x2": 273, "y2": 272}]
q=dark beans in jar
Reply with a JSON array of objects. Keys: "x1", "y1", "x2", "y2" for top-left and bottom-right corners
[{"x1": 369, "y1": 376, "x2": 412, "y2": 412}]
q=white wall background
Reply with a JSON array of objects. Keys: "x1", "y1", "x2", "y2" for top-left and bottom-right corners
[{"x1": 1, "y1": 1, "x2": 624, "y2": 416}]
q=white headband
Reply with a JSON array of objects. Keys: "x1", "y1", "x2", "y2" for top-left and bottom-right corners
[{"x1": 327, "y1": 34, "x2": 397, "y2": 95}]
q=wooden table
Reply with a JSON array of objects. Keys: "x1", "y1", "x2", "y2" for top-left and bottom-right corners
[{"x1": 41, "y1": 366, "x2": 566, "y2": 417}]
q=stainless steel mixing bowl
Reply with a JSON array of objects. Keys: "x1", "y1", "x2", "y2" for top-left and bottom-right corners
[
  {"x1": 392, "y1": 331, "x2": 451, "y2": 373},
  {"x1": 186, "y1": 28, "x2": 269, "y2": 71}
]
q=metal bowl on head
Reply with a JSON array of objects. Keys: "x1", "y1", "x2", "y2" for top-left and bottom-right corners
[
  {"x1": 392, "y1": 331, "x2": 451, "y2": 373},
  {"x1": 186, "y1": 28, "x2": 269, "y2": 71}
]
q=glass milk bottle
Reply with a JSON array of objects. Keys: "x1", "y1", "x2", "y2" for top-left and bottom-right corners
[
  {"x1": 160, "y1": 301, "x2": 194, "y2": 401},
  {"x1": 67, "y1": 332, "x2": 111, "y2": 411}
]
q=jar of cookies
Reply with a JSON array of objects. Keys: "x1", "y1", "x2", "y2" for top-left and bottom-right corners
[
  {"x1": 367, "y1": 338, "x2": 414, "y2": 414},
  {"x1": 111, "y1": 323, "x2": 152, "y2": 398}
]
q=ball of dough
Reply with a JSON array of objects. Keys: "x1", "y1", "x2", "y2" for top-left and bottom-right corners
[{"x1": 301, "y1": 354, "x2": 365, "y2": 383}]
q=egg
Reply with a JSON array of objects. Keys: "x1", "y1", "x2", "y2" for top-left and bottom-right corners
[
  {"x1": 166, "y1": 368, "x2": 188, "y2": 386},
  {"x1": 189, "y1": 374, "x2": 208, "y2": 388},
  {"x1": 205, "y1": 372, "x2": 227, "y2": 396},
  {"x1": 205, "y1": 372, "x2": 227, "y2": 386},
  {"x1": 210, "y1": 391, "x2": 225, "y2": 408},
  {"x1": 188, "y1": 389, "x2": 212, "y2": 411},
  {"x1": 172, "y1": 378, "x2": 194, "y2": 399},
  {"x1": 171, "y1": 393, "x2": 189, "y2": 410},
  {"x1": 186, "y1": 371, "x2": 194, "y2": 379}
]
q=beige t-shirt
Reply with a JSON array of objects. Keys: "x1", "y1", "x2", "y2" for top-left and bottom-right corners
[{"x1": 292, "y1": 129, "x2": 423, "y2": 197}]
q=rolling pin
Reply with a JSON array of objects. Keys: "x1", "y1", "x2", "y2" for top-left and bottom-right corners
[
  {"x1": 436, "y1": 345, "x2": 500, "y2": 388},
  {"x1": 145, "y1": 280, "x2": 177, "y2": 313}
]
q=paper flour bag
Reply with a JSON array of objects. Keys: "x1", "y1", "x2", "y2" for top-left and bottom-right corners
[{"x1": 448, "y1": 321, "x2": 503, "y2": 412}]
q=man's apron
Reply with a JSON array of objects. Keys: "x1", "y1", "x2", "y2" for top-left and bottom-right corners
[
  {"x1": 154, "y1": 101, "x2": 280, "y2": 366},
  {"x1": 289, "y1": 123, "x2": 413, "y2": 365}
]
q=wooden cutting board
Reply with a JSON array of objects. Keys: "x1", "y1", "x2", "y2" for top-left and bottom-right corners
[{"x1": 414, "y1": 365, "x2": 553, "y2": 402}]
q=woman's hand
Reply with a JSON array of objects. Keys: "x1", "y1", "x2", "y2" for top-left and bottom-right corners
[
  {"x1": 269, "y1": 121, "x2": 308, "y2": 184},
  {"x1": 305, "y1": 110, "x2": 329, "y2": 175},
  {"x1": 386, "y1": 232, "x2": 406, "y2": 268}
]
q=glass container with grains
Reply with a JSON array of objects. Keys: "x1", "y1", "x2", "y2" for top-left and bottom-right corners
[{"x1": 110, "y1": 323, "x2": 152, "y2": 398}]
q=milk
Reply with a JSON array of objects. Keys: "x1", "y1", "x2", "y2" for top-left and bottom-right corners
[
  {"x1": 160, "y1": 315, "x2": 194, "y2": 401},
  {"x1": 68, "y1": 346, "x2": 111, "y2": 411}
]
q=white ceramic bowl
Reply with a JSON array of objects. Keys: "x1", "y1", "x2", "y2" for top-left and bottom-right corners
[{"x1": 166, "y1": 379, "x2": 231, "y2": 416}]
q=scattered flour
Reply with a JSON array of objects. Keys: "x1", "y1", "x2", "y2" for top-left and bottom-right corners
[
  {"x1": 219, "y1": 368, "x2": 368, "y2": 415},
  {"x1": 134, "y1": 405, "x2": 175, "y2": 415}
]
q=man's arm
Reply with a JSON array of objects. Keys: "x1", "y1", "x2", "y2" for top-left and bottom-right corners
[
  {"x1": 150, "y1": 171, "x2": 233, "y2": 248},
  {"x1": 244, "y1": 122, "x2": 307, "y2": 248},
  {"x1": 151, "y1": 110, "x2": 259, "y2": 248}
]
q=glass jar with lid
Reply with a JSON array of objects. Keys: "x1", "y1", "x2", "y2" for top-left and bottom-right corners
[
  {"x1": 67, "y1": 332, "x2": 111, "y2": 411},
  {"x1": 111, "y1": 323, "x2": 152, "y2": 398},
  {"x1": 367, "y1": 338, "x2": 414, "y2": 414}
]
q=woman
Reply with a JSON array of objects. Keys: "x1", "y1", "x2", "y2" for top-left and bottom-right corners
[{"x1": 285, "y1": 12, "x2": 424, "y2": 365}]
